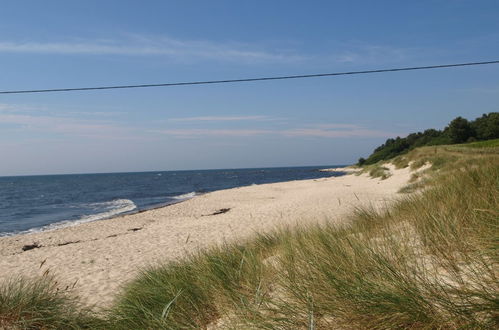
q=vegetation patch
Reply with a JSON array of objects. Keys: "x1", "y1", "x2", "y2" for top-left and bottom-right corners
[
  {"x1": 409, "y1": 158, "x2": 426, "y2": 170},
  {"x1": 0, "y1": 276, "x2": 99, "y2": 329},
  {"x1": 391, "y1": 156, "x2": 410, "y2": 169},
  {"x1": 398, "y1": 180, "x2": 426, "y2": 193},
  {"x1": 463, "y1": 138, "x2": 499, "y2": 148},
  {"x1": 359, "y1": 112, "x2": 499, "y2": 165},
  {"x1": 368, "y1": 165, "x2": 391, "y2": 180}
]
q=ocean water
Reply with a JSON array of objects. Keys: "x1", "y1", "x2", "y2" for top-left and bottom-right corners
[{"x1": 0, "y1": 166, "x2": 345, "y2": 236}]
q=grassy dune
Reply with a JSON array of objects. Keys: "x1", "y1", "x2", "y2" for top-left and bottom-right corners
[
  {"x1": 1, "y1": 143, "x2": 498, "y2": 329},
  {"x1": 0, "y1": 276, "x2": 101, "y2": 329}
]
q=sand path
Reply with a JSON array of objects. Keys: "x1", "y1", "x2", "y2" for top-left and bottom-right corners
[{"x1": 0, "y1": 166, "x2": 413, "y2": 308}]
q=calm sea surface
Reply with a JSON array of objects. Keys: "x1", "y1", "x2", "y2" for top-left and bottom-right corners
[{"x1": 0, "y1": 166, "x2": 345, "y2": 236}]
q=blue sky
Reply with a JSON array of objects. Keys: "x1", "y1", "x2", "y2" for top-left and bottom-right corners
[{"x1": 1, "y1": 1, "x2": 498, "y2": 175}]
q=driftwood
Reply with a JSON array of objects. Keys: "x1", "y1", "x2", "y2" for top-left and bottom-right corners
[
  {"x1": 57, "y1": 240, "x2": 81, "y2": 246},
  {"x1": 22, "y1": 243, "x2": 41, "y2": 251},
  {"x1": 203, "y1": 208, "x2": 231, "y2": 216}
]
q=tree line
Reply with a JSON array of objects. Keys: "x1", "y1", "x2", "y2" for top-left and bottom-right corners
[{"x1": 359, "y1": 112, "x2": 499, "y2": 165}]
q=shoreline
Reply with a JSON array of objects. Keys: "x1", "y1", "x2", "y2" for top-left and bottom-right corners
[
  {"x1": 0, "y1": 165, "x2": 413, "y2": 308},
  {"x1": 0, "y1": 168, "x2": 343, "y2": 238},
  {"x1": 0, "y1": 196, "x2": 196, "y2": 239}
]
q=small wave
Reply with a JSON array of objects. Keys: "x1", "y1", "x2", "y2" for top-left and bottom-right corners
[
  {"x1": 0, "y1": 199, "x2": 137, "y2": 237},
  {"x1": 78, "y1": 199, "x2": 137, "y2": 222},
  {"x1": 171, "y1": 192, "x2": 197, "y2": 200}
]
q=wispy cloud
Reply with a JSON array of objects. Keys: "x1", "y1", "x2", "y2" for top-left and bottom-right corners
[
  {"x1": 152, "y1": 128, "x2": 269, "y2": 137},
  {"x1": 281, "y1": 127, "x2": 392, "y2": 138},
  {"x1": 154, "y1": 124, "x2": 395, "y2": 139},
  {"x1": 330, "y1": 44, "x2": 420, "y2": 65},
  {"x1": 167, "y1": 115, "x2": 271, "y2": 122},
  {"x1": 311, "y1": 123, "x2": 363, "y2": 129},
  {"x1": 0, "y1": 113, "x2": 140, "y2": 140},
  {"x1": 0, "y1": 34, "x2": 432, "y2": 66},
  {"x1": 0, "y1": 103, "x2": 396, "y2": 141},
  {"x1": 0, "y1": 35, "x2": 305, "y2": 63},
  {"x1": 0, "y1": 103, "x2": 46, "y2": 113},
  {"x1": 0, "y1": 103, "x2": 124, "y2": 118}
]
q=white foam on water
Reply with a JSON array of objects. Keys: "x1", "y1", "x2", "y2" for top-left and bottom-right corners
[
  {"x1": 1, "y1": 194, "x2": 198, "y2": 237},
  {"x1": 77, "y1": 199, "x2": 137, "y2": 222},
  {"x1": 171, "y1": 192, "x2": 197, "y2": 200},
  {"x1": 0, "y1": 199, "x2": 137, "y2": 237}
]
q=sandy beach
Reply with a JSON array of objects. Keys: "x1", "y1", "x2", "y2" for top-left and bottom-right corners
[{"x1": 0, "y1": 165, "x2": 416, "y2": 308}]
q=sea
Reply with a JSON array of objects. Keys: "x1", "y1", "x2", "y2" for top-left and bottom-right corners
[{"x1": 0, "y1": 166, "x2": 345, "y2": 237}]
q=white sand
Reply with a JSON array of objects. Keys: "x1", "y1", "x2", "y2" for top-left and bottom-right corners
[{"x1": 0, "y1": 165, "x2": 415, "y2": 308}]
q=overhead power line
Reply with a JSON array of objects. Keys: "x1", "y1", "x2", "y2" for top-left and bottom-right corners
[{"x1": 1, "y1": 60, "x2": 498, "y2": 95}]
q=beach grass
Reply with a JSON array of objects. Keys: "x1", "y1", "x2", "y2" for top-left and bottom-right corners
[
  {"x1": 355, "y1": 163, "x2": 392, "y2": 179},
  {"x1": 102, "y1": 143, "x2": 497, "y2": 329},
  {"x1": 0, "y1": 276, "x2": 100, "y2": 329},
  {"x1": 1, "y1": 143, "x2": 497, "y2": 329},
  {"x1": 368, "y1": 165, "x2": 392, "y2": 180},
  {"x1": 106, "y1": 239, "x2": 278, "y2": 329}
]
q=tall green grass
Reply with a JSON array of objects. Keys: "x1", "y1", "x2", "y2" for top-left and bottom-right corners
[
  {"x1": 268, "y1": 161, "x2": 498, "y2": 329},
  {"x1": 1, "y1": 144, "x2": 497, "y2": 329},
  {"x1": 107, "y1": 240, "x2": 278, "y2": 329},
  {"x1": 103, "y1": 146, "x2": 497, "y2": 329},
  {"x1": 0, "y1": 276, "x2": 99, "y2": 329}
]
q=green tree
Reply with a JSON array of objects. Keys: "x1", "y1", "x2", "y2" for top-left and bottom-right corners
[
  {"x1": 471, "y1": 113, "x2": 499, "y2": 140},
  {"x1": 446, "y1": 117, "x2": 474, "y2": 143},
  {"x1": 359, "y1": 113, "x2": 497, "y2": 166}
]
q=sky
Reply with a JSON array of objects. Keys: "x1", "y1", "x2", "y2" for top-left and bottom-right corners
[{"x1": 0, "y1": 0, "x2": 498, "y2": 176}]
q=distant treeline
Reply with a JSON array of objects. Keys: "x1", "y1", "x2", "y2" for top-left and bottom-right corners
[{"x1": 359, "y1": 112, "x2": 499, "y2": 165}]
